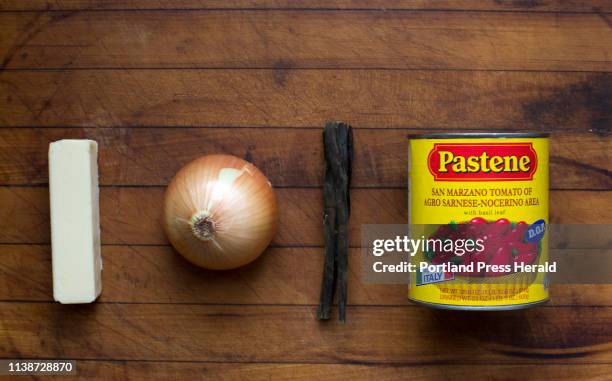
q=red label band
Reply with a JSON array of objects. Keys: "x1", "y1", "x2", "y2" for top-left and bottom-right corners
[{"x1": 427, "y1": 143, "x2": 537, "y2": 181}]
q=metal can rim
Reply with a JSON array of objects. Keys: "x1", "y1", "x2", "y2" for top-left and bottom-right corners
[
  {"x1": 408, "y1": 132, "x2": 550, "y2": 139},
  {"x1": 408, "y1": 298, "x2": 550, "y2": 311}
]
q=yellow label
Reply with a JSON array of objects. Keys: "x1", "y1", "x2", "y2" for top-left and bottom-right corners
[{"x1": 408, "y1": 136, "x2": 549, "y2": 308}]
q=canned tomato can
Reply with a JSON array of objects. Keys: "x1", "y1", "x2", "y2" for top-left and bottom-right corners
[{"x1": 408, "y1": 133, "x2": 549, "y2": 310}]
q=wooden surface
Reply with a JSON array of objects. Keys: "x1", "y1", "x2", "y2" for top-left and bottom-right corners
[{"x1": 0, "y1": 1, "x2": 610, "y2": 380}]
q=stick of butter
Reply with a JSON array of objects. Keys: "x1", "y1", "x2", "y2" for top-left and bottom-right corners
[{"x1": 49, "y1": 140, "x2": 102, "y2": 303}]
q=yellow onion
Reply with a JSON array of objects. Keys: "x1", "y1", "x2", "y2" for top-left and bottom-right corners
[{"x1": 163, "y1": 154, "x2": 278, "y2": 270}]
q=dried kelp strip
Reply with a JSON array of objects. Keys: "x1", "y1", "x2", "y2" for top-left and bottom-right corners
[
  {"x1": 317, "y1": 121, "x2": 353, "y2": 322},
  {"x1": 317, "y1": 165, "x2": 337, "y2": 321}
]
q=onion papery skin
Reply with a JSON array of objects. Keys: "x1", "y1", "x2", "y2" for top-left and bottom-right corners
[{"x1": 163, "y1": 155, "x2": 278, "y2": 270}]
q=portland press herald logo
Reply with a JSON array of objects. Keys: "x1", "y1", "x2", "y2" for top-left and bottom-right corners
[{"x1": 427, "y1": 143, "x2": 538, "y2": 181}]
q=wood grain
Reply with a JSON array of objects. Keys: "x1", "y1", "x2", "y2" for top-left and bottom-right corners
[
  {"x1": 0, "y1": 1, "x2": 609, "y2": 378},
  {"x1": 1, "y1": 303, "x2": 611, "y2": 363},
  {"x1": 1, "y1": 70, "x2": 610, "y2": 130},
  {"x1": 1, "y1": 0, "x2": 610, "y2": 12},
  {"x1": 0, "y1": 128, "x2": 609, "y2": 189},
  {"x1": 0, "y1": 187, "x2": 608, "y2": 246},
  {"x1": 0, "y1": 244, "x2": 609, "y2": 306},
  {"x1": 1, "y1": 11, "x2": 611, "y2": 71},
  {"x1": 12, "y1": 362, "x2": 612, "y2": 381}
]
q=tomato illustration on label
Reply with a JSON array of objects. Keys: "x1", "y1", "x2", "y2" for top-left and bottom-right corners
[{"x1": 426, "y1": 217, "x2": 540, "y2": 278}]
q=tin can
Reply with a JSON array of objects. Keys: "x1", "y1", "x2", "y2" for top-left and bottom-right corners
[{"x1": 408, "y1": 133, "x2": 549, "y2": 310}]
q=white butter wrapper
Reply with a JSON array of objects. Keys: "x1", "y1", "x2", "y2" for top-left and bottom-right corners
[{"x1": 49, "y1": 140, "x2": 102, "y2": 303}]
